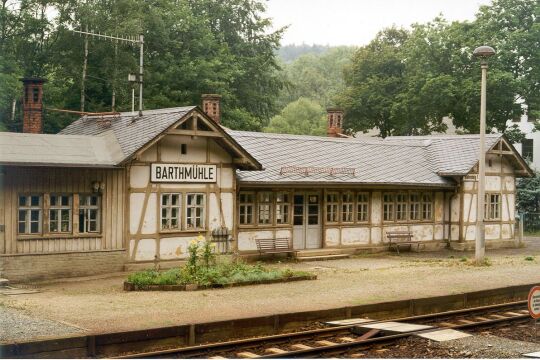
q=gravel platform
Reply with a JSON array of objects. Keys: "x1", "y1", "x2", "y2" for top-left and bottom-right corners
[
  {"x1": 0, "y1": 307, "x2": 83, "y2": 342},
  {"x1": 439, "y1": 334, "x2": 540, "y2": 358}
]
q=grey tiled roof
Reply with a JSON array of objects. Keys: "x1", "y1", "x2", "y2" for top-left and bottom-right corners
[
  {"x1": 227, "y1": 130, "x2": 503, "y2": 186},
  {"x1": 60, "y1": 107, "x2": 195, "y2": 162},
  {"x1": 0, "y1": 130, "x2": 124, "y2": 167}
]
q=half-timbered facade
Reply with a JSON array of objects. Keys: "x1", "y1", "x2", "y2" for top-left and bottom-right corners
[{"x1": 0, "y1": 83, "x2": 533, "y2": 281}]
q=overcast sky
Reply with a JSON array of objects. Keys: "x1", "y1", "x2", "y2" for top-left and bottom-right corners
[{"x1": 265, "y1": 0, "x2": 492, "y2": 46}]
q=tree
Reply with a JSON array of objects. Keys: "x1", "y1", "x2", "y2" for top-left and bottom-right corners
[
  {"x1": 264, "y1": 97, "x2": 326, "y2": 136},
  {"x1": 517, "y1": 171, "x2": 540, "y2": 213},
  {"x1": 0, "y1": 0, "x2": 285, "y2": 133},
  {"x1": 278, "y1": 46, "x2": 355, "y2": 110}
]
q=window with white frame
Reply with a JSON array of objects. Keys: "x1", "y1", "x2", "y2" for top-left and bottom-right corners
[
  {"x1": 161, "y1": 193, "x2": 181, "y2": 230},
  {"x1": 238, "y1": 192, "x2": 255, "y2": 225},
  {"x1": 395, "y1": 192, "x2": 408, "y2": 221},
  {"x1": 341, "y1": 192, "x2": 354, "y2": 222},
  {"x1": 49, "y1": 194, "x2": 72, "y2": 232},
  {"x1": 18, "y1": 195, "x2": 42, "y2": 234},
  {"x1": 421, "y1": 193, "x2": 433, "y2": 220},
  {"x1": 326, "y1": 192, "x2": 339, "y2": 222},
  {"x1": 357, "y1": 192, "x2": 369, "y2": 222},
  {"x1": 383, "y1": 193, "x2": 395, "y2": 221},
  {"x1": 485, "y1": 193, "x2": 501, "y2": 220},
  {"x1": 79, "y1": 195, "x2": 100, "y2": 233},
  {"x1": 258, "y1": 192, "x2": 272, "y2": 224},
  {"x1": 186, "y1": 193, "x2": 205, "y2": 229},
  {"x1": 275, "y1": 192, "x2": 290, "y2": 224},
  {"x1": 409, "y1": 192, "x2": 421, "y2": 221}
]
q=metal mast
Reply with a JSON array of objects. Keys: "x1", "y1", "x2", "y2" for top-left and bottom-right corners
[{"x1": 71, "y1": 28, "x2": 144, "y2": 116}]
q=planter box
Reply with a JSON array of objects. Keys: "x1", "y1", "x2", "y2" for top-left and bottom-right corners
[{"x1": 124, "y1": 274, "x2": 317, "y2": 292}]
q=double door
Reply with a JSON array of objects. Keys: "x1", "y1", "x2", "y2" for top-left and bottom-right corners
[{"x1": 292, "y1": 193, "x2": 322, "y2": 249}]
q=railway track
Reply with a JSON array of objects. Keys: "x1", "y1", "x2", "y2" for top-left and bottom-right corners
[{"x1": 116, "y1": 300, "x2": 530, "y2": 359}]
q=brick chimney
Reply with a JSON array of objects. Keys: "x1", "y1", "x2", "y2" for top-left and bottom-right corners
[
  {"x1": 327, "y1": 108, "x2": 344, "y2": 137},
  {"x1": 21, "y1": 77, "x2": 46, "y2": 133},
  {"x1": 201, "y1": 94, "x2": 222, "y2": 124}
]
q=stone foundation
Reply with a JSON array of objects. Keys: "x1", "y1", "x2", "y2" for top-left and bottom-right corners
[
  {"x1": 449, "y1": 239, "x2": 521, "y2": 251},
  {"x1": 0, "y1": 250, "x2": 126, "y2": 283}
]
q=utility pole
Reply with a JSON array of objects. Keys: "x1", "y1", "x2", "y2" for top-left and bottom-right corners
[
  {"x1": 473, "y1": 45, "x2": 496, "y2": 263},
  {"x1": 81, "y1": 25, "x2": 88, "y2": 112},
  {"x1": 71, "y1": 28, "x2": 144, "y2": 115}
]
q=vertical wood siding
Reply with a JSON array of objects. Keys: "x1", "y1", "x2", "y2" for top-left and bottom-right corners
[{"x1": 1, "y1": 166, "x2": 126, "y2": 254}]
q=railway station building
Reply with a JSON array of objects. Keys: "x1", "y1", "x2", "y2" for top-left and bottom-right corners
[{"x1": 0, "y1": 79, "x2": 534, "y2": 281}]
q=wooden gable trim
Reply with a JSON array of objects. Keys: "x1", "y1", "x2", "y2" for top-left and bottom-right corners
[
  {"x1": 121, "y1": 108, "x2": 262, "y2": 170},
  {"x1": 487, "y1": 136, "x2": 534, "y2": 177}
]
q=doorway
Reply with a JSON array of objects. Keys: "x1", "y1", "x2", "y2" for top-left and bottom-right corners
[{"x1": 292, "y1": 193, "x2": 322, "y2": 249}]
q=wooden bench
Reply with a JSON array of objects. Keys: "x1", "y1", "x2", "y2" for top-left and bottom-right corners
[
  {"x1": 255, "y1": 237, "x2": 296, "y2": 257},
  {"x1": 386, "y1": 231, "x2": 424, "y2": 255}
]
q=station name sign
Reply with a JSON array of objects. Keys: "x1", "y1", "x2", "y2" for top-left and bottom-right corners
[{"x1": 151, "y1": 163, "x2": 217, "y2": 183}]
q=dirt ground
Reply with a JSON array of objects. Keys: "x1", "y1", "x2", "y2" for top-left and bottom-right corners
[{"x1": 1, "y1": 238, "x2": 539, "y2": 342}]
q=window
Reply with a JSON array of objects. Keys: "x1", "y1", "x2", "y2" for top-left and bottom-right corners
[
  {"x1": 258, "y1": 192, "x2": 272, "y2": 224},
  {"x1": 79, "y1": 195, "x2": 100, "y2": 233},
  {"x1": 409, "y1": 192, "x2": 421, "y2": 221},
  {"x1": 341, "y1": 192, "x2": 354, "y2": 222},
  {"x1": 485, "y1": 193, "x2": 501, "y2": 220},
  {"x1": 395, "y1": 193, "x2": 408, "y2": 221},
  {"x1": 356, "y1": 192, "x2": 369, "y2": 222},
  {"x1": 180, "y1": 144, "x2": 187, "y2": 155},
  {"x1": 239, "y1": 192, "x2": 255, "y2": 225},
  {"x1": 186, "y1": 193, "x2": 205, "y2": 229},
  {"x1": 383, "y1": 193, "x2": 394, "y2": 221},
  {"x1": 49, "y1": 194, "x2": 72, "y2": 232},
  {"x1": 275, "y1": 192, "x2": 290, "y2": 224},
  {"x1": 421, "y1": 193, "x2": 433, "y2": 220},
  {"x1": 523, "y1": 139, "x2": 533, "y2": 161},
  {"x1": 326, "y1": 192, "x2": 339, "y2": 222},
  {"x1": 161, "y1": 194, "x2": 181, "y2": 230},
  {"x1": 18, "y1": 195, "x2": 42, "y2": 234}
]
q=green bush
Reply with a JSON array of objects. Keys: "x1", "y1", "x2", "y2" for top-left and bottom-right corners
[
  {"x1": 525, "y1": 256, "x2": 535, "y2": 261},
  {"x1": 127, "y1": 258, "x2": 310, "y2": 287}
]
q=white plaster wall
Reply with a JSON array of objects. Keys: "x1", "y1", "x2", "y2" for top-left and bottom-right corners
[
  {"x1": 463, "y1": 193, "x2": 477, "y2": 223},
  {"x1": 434, "y1": 224, "x2": 444, "y2": 240},
  {"x1": 130, "y1": 193, "x2": 145, "y2": 235},
  {"x1": 371, "y1": 227, "x2": 382, "y2": 244},
  {"x1": 141, "y1": 193, "x2": 157, "y2": 234},
  {"x1": 409, "y1": 225, "x2": 434, "y2": 241},
  {"x1": 276, "y1": 229, "x2": 291, "y2": 239},
  {"x1": 371, "y1": 192, "x2": 381, "y2": 224},
  {"x1": 221, "y1": 192, "x2": 234, "y2": 230},
  {"x1": 465, "y1": 225, "x2": 476, "y2": 241},
  {"x1": 219, "y1": 168, "x2": 234, "y2": 189},
  {"x1": 160, "y1": 135, "x2": 207, "y2": 163},
  {"x1": 160, "y1": 237, "x2": 195, "y2": 260},
  {"x1": 503, "y1": 176, "x2": 515, "y2": 191},
  {"x1": 238, "y1": 231, "x2": 273, "y2": 251},
  {"x1": 135, "y1": 238, "x2": 156, "y2": 261},
  {"x1": 485, "y1": 176, "x2": 501, "y2": 191},
  {"x1": 209, "y1": 141, "x2": 232, "y2": 163},
  {"x1": 130, "y1": 165, "x2": 150, "y2": 188},
  {"x1": 463, "y1": 181, "x2": 475, "y2": 191},
  {"x1": 485, "y1": 224, "x2": 501, "y2": 240},
  {"x1": 451, "y1": 225, "x2": 460, "y2": 240},
  {"x1": 325, "y1": 228, "x2": 340, "y2": 247},
  {"x1": 501, "y1": 224, "x2": 513, "y2": 239},
  {"x1": 208, "y1": 193, "x2": 221, "y2": 231},
  {"x1": 140, "y1": 144, "x2": 157, "y2": 162},
  {"x1": 342, "y1": 227, "x2": 370, "y2": 245}
]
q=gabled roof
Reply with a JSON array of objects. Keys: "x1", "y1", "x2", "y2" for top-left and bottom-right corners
[
  {"x1": 60, "y1": 107, "x2": 195, "y2": 162},
  {"x1": 0, "y1": 131, "x2": 123, "y2": 167},
  {"x1": 227, "y1": 131, "x2": 532, "y2": 187},
  {"x1": 228, "y1": 130, "x2": 453, "y2": 187},
  {"x1": 60, "y1": 107, "x2": 260, "y2": 170}
]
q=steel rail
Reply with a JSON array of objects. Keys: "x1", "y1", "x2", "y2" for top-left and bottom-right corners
[{"x1": 116, "y1": 300, "x2": 528, "y2": 359}]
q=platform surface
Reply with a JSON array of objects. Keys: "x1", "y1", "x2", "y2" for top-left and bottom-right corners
[
  {"x1": 325, "y1": 318, "x2": 373, "y2": 326},
  {"x1": 357, "y1": 321, "x2": 433, "y2": 333},
  {"x1": 417, "y1": 328, "x2": 472, "y2": 342}
]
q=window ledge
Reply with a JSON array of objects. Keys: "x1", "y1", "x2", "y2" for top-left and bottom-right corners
[{"x1": 17, "y1": 233, "x2": 102, "y2": 241}]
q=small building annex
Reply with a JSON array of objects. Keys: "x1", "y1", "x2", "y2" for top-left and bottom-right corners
[{"x1": 0, "y1": 79, "x2": 534, "y2": 281}]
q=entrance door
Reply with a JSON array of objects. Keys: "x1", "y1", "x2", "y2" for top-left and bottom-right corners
[{"x1": 293, "y1": 193, "x2": 322, "y2": 249}]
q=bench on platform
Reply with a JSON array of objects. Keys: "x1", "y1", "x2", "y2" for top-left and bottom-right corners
[
  {"x1": 386, "y1": 231, "x2": 425, "y2": 255},
  {"x1": 255, "y1": 237, "x2": 296, "y2": 257}
]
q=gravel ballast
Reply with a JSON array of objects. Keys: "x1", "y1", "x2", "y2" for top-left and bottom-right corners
[{"x1": 0, "y1": 307, "x2": 83, "y2": 342}]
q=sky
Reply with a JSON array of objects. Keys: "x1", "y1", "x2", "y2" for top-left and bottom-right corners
[{"x1": 265, "y1": 0, "x2": 492, "y2": 46}]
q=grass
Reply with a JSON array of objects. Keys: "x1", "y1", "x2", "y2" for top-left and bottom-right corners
[
  {"x1": 127, "y1": 260, "x2": 312, "y2": 287},
  {"x1": 524, "y1": 256, "x2": 535, "y2": 261}
]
